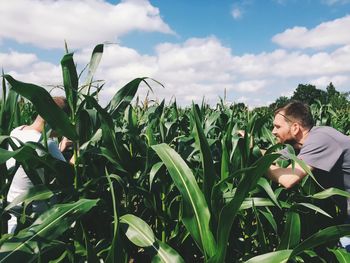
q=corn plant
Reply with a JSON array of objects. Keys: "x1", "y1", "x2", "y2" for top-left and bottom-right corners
[{"x1": 0, "y1": 44, "x2": 350, "y2": 263}]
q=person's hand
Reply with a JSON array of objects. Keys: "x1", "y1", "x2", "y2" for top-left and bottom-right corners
[
  {"x1": 237, "y1": 130, "x2": 245, "y2": 137},
  {"x1": 59, "y1": 137, "x2": 73, "y2": 152}
]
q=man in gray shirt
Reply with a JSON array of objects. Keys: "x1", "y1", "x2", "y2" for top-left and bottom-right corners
[{"x1": 267, "y1": 101, "x2": 350, "y2": 250}]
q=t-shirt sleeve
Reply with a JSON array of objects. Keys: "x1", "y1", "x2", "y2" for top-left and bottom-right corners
[
  {"x1": 47, "y1": 140, "x2": 66, "y2": 162},
  {"x1": 298, "y1": 133, "x2": 342, "y2": 172}
]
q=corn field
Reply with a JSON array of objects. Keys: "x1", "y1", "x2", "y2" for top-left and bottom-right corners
[{"x1": 1, "y1": 44, "x2": 350, "y2": 262}]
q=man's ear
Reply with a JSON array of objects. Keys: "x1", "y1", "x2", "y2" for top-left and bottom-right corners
[{"x1": 291, "y1": 122, "x2": 300, "y2": 136}]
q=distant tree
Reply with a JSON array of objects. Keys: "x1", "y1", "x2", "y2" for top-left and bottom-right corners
[
  {"x1": 269, "y1": 96, "x2": 290, "y2": 110},
  {"x1": 291, "y1": 84, "x2": 327, "y2": 104},
  {"x1": 230, "y1": 102, "x2": 248, "y2": 111},
  {"x1": 326, "y1": 82, "x2": 339, "y2": 101}
]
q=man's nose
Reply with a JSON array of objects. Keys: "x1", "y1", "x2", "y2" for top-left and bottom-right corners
[{"x1": 272, "y1": 127, "x2": 277, "y2": 136}]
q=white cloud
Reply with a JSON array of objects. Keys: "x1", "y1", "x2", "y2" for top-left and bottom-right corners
[
  {"x1": 231, "y1": 8, "x2": 242, "y2": 19},
  {"x1": 322, "y1": 0, "x2": 350, "y2": 5},
  {"x1": 3, "y1": 34, "x2": 350, "y2": 107},
  {"x1": 310, "y1": 75, "x2": 349, "y2": 88},
  {"x1": 272, "y1": 15, "x2": 350, "y2": 49},
  {"x1": 0, "y1": 51, "x2": 38, "y2": 69},
  {"x1": 231, "y1": 80, "x2": 268, "y2": 92},
  {"x1": 0, "y1": 0, "x2": 174, "y2": 49}
]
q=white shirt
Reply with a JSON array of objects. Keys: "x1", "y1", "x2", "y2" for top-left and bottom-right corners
[{"x1": 6, "y1": 125, "x2": 65, "y2": 202}]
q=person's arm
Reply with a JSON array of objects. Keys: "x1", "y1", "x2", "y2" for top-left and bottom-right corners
[
  {"x1": 59, "y1": 137, "x2": 72, "y2": 152},
  {"x1": 267, "y1": 162, "x2": 313, "y2": 189}
]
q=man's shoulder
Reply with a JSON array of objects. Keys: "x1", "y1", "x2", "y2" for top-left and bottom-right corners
[
  {"x1": 309, "y1": 126, "x2": 346, "y2": 139},
  {"x1": 306, "y1": 126, "x2": 350, "y2": 150}
]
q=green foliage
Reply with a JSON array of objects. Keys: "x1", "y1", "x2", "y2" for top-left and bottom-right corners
[
  {"x1": 0, "y1": 44, "x2": 349, "y2": 262},
  {"x1": 292, "y1": 84, "x2": 327, "y2": 104}
]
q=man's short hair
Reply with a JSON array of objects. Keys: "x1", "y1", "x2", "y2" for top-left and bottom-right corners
[{"x1": 275, "y1": 100, "x2": 314, "y2": 129}]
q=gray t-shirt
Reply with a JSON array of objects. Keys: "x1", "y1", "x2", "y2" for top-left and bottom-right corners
[
  {"x1": 298, "y1": 126, "x2": 350, "y2": 191},
  {"x1": 283, "y1": 126, "x2": 350, "y2": 218}
]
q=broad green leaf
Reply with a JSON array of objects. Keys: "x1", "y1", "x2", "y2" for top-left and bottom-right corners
[
  {"x1": 192, "y1": 103, "x2": 216, "y2": 209},
  {"x1": 84, "y1": 95, "x2": 130, "y2": 171},
  {"x1": 105, "y1": 170, "x2": 121, "y2": 263},
  {"x1": 210, "y1": 153, "x2": 280, "y2": 263},
  {"x1": 0, "y1": 144, "x2": 35, "y2": 164},
  {"x1": 257, "y1": 177, "x2": 281, "y2": 209},
  {"x1": 149, "y1": 162, "x2": 163, "y2": 190},
  {"x1": 311, "y1": 188, "x2": 350, "y2": 199},
  {"x1": 328, "y1": 248, "x2": 350, "y2": 263},
  {"x1": 261, "y1": 125, "x2": 276, "y2": 145},
  {"x1": 239, "y1": 198, "x2": 291, "y2": 210},
  {"x1": 3, "y1": 75, "x2": 77, "y2": 140},
  {"x1": 220, "y1": 139, "x2": 230, "y2": 180},
  {"x1": 81, "y1": 44, "x2": 104, "y2": 95},
  {"x1": 4, "y1": 185, "x2": 54, "y2": 212},
  {"x1": 278, "y1": 211, "x2": 300, "y2": 250},
  {"x1": 259, "y1": 209, "x2": 278, "y2": 233},
  {"x1": 296, "y1": 202, "x2": 332, "y2": 218},
  {"x1": 61, "y1": 53, "x2": 78, "y2": 114},
  {"x1": 291, "y1": 224, "x2": 350, "y2": 257},
  {"x1": 252, "y1": 202, "x2": 268, "y2": 252},
  {"x1": 108, "y1": 78, "x2": 156, "y2": 118},
  {"x1": 120, "y1": 214, "x2": 184, "y2": 263},
  {"x1": 245, "y1": 249, "x2": 292, "y2": 263},
  {"x1": 152, "y1": 143, "x2": 216, "y2": 259},
  {"x1": 0, "y1": 199, "x2": 98, "y2": 262},
  {"x1": 285, "y1": 149, "x2": 324, "y2": 190}
]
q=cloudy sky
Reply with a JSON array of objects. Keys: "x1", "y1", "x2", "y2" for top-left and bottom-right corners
[{"x1": 1, "y1": 0, "x2": 350, "y2": 107}]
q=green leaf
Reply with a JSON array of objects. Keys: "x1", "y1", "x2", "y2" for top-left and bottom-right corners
[
  {"x1": 4, "y1": 185, "x2": 54, "y2": 212},
  {"x1": 81, "y1": 44, "x2": 104, "y2": 95},
  {"x1": 278, "y1": 211, "x2": 300, "y2": 250},
  {"x1": 152, "y1": 143, "x2": 216, "y2": 259},
  {"x1": 296, "y1": 202, "x2": 332, "y2": 218},
  {"x1": 220, "y1": 139, "x2": 230, "y2": 180},
  {"x1": 328, "y1": 248, "x2": 350, "y2": 263},
  {"x1": 210, "y1": 153, "x2": 280, "y2": 263},
  {"x1": 192, "y1": 103, "x2": 216, "y2": 209},
  {"x1": 61, "y1": 53, "x2": 78, "y2": 113},
  {"x1": 105, "y1": 170, "x2": 121, "y2": 263},
  {"x1": 291, "y1": 224, "x2": 350, "y2": 257},
  {"x1": 108, "y1": 78, "x2": 155, "y2": 118},
  {"x1": 252, "y1": 202, "x2": 268, "y2": 252},
  {"x1": 3, "y1": 75, "x2": 77, "y2": 140},
  {"x1": 0, "y1": 144, "x2": 35, "y2": 164},
  {"x1": 0, "y1": 199, "x2": 98, "y2": 262},
  {"x1": 257, "y1": 177, "x2": 281, "y2": 209},
  {"x1": 245, "y1": 249, "x2": 292, "y2": 263},
  {"x1": 149, "y1": 162, "x2": 163, "y2": 190},
  {"x1": 311, "y1": 188, "x2": 350, "y2": 199},
  {"x1": 120, "y1": 214, "x2": 184, "y2": 263},
  {"x1": 259, "y1": 209, "x2": 278, "y2": 233}
]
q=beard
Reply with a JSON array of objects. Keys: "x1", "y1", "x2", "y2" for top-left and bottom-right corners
[{"x1": 283, "y1": 138, "x2": 302, "y2": 150}]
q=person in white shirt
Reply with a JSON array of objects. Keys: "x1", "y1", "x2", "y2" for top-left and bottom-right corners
[{"x1": 6, "y1": 96, "x2": 72, "y2": 233}]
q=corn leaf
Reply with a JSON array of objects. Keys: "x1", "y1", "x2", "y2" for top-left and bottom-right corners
[
  {"x1": 192, "y1": 103, "x2": 216, "y2": 209},
  {"x1": 61, "y1": 53, "x2": 78, "y2": 113},
  {"x1": 3, "y1": 75, "x2": 77, "y2": 140},
  {"x1": 120, "y1": 214, "x2": 184, "y2": 263},
  {"x1": 210, "y1": 153, "x2": 280, "y2": 263},
  {"x1": 0, "y1": 199, "x2": 98, "y2": 262},
  {"x1": 277, "y1": 211, "x2": 300, "y2": 250},
  {"x1": 152, "y1": 143, "x2": 216, "y2": 259},
  {"x1": 245, "y1": 250, "x2": 292, "y2": 263},
  {"x1": 291, "y1": 224, "x2": 350, "y2": 257},
  {"x1": 81, "y1": 44, "x2": 104, "y2": 95}
]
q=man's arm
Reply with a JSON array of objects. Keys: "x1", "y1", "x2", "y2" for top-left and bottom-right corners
[{"x1": 267, "y1": 162, "x2": 313, "y2": 189}]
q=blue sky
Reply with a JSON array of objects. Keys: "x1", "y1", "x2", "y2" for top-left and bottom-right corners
[{"x1": 1, "y1": 0, "x2": 350, "y2": 107}]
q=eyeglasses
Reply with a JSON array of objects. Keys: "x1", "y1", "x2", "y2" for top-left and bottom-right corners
[{"x1": 277, "y1": 112, "x2": 295, "y2": 124}]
